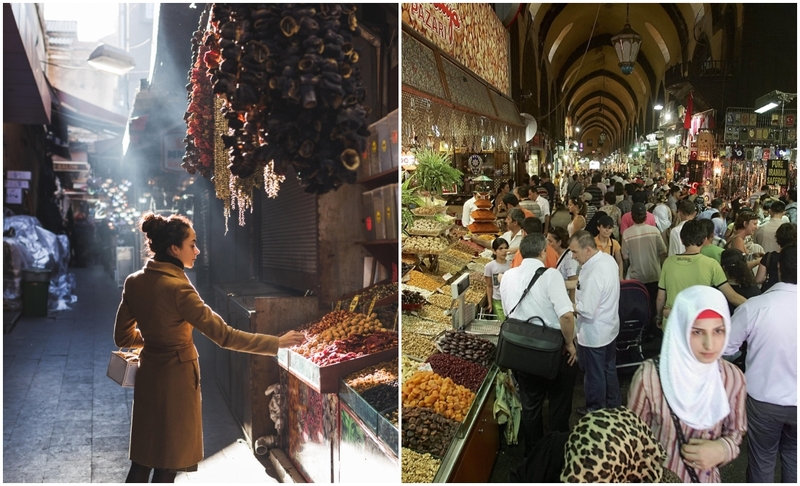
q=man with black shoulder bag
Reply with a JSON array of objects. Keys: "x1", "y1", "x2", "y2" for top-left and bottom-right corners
[{"x1": 498, "y1": 233, "x2": 577, "y2": 458}]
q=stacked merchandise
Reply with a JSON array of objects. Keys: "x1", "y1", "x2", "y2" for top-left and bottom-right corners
[{"x1": 466, "y1": 192, "x2": 499, "y2": 234}]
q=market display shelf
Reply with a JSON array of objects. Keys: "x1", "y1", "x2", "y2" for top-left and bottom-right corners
[
  {"x1": 276, "y1": 347, "x2": 398, "y2": 394},
  {"x1": 338, "y1": 380, "x2": 400, "y2": 456}
]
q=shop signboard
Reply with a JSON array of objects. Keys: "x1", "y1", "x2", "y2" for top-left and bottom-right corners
[
  {"x1": 766, "y1": 159, "x2": 789, "y2": 186},
  {"x1": 162, "y1": 132, "x2": 186, "y2": 173},
  {"x1": 402, "y1": 3, "x2": 510, "y2": 96},
  {"x1": 5, "y1": 187, "x2": 22, "y2": 204}
]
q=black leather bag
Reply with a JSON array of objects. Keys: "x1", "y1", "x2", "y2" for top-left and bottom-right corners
[{"x1": 495, "y1": 267, "x2": 564, "y2": 379}]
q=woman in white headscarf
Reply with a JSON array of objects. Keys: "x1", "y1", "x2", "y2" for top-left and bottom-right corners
[{"x1": 627, "y1": 286, "x2": 747, "y2": 482}]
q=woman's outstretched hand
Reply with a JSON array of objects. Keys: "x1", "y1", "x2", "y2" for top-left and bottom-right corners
[{"x1": 278, "y1": 330, "x2": 306, "y2": 348}]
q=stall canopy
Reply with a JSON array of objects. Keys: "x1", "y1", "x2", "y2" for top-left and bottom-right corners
[{"x1": 401, "y1": 29, "x2": 524, "y2": 152}]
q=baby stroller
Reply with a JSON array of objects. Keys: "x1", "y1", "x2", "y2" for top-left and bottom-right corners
[{"x1": 616, "y1": 280, "x2": 650, "y2": 369}]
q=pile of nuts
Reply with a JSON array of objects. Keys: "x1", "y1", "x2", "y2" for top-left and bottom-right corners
[
  {"x1": 401, "y1": 332, "x2": 438, "y2": 360},
  {"x1": 451, "y1": 240, "x2": 483, "y2": 256},
  {"x1": 402, "y1": 407, "x2": 459, "y2": 457},
  {"x1": 344, "y1": 359, "x2": 398, "y2": 393},
  {"x1": 405, "y1": 270, "x2": 444, "y2": 292},
  {"x1": 402, "y1": 370, "x2": 475, "y2": 421},
  {"x1": 401, "y1": 315, "x2": 449, "y2": 337},
  {"x1": 407, "y1": 218, "x2": 449, "y2": 235},
  {"x1": 437, "y1": 330, "x2": 495, "y2": 368},
  {"x1": 403, "y1": 236, "x2": 448, "y2": 254},
  {"x1": 417, "y1": 306, "x2": 451, "y2": 326},
  {"x1": 426, "y1": 293, "x2": 456, "y2": 310},
  {"x1": 411, "y1": 206, "x2": 445, "y2": 216},
  {"x1": 299, "y1": 309, "x2": 357, "y2": 334},
  {"x1": 464, "y1": 288, "x2": 485, "y2": 305},
  {"x1": 312, "y1": 313, "x2": 384, "y2": 346},
  {"x1": 356, "y1": 283, "x2": 398, "y2": 303},
  {"x1": 468, "y1": 272, "x2": 486, "y2": 293},
  {"x1": 401, "y1": 355, "x2": 422, "y2": 383},
  {"x1": 426, "y1": 353, "x2": 488, "y2": 392},
  {"x1": 401, "y1": 448, "x2": 441, "y2": 483}
]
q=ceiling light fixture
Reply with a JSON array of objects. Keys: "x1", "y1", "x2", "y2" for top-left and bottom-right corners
[{"x1": 611, "y1": 4, "x2": 642, "y2": 76}]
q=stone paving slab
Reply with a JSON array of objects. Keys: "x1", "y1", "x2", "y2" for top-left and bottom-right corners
[{"x1": 3, "y1": 265, "x2": 278, "y2": 483}]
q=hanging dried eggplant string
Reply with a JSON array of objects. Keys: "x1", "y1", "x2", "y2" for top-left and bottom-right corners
[{"x1": 205, "y1": 3, "x2": 371, "y2": 196}]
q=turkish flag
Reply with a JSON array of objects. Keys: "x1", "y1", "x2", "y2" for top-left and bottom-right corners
[{"x1": 684, "y1": 92, "x2": 693, "y2": 129}]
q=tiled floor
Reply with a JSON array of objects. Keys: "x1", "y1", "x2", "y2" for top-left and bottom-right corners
[{"x1": 3, "y1": 265, "x2": 278, "y2": 483}]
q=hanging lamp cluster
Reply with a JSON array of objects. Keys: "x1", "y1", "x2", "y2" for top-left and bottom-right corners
[{"x1": 184, "y1": 3, "x2": 371, "y2": 196}]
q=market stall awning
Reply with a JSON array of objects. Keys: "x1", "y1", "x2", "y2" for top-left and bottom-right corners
[{"x1": 51, "y1": 87, "x2": 127, "y2": 135}]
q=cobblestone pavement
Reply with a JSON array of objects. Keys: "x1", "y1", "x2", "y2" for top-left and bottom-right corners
[{"x1": 3, "y1": 265, "x2": 278, "y2": 483}]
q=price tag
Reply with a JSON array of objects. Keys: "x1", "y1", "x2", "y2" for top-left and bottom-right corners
[
  {"x1": 349, "y1": 295, "x2": 359, "y2": 312},
  {"x1": 442, "y1": 273, "x2": 453, "y2": 281},
  {"x1": 335, "y1": 301, "x2": 342, "y2": 311},
  {"x1": 367, "y1": 297, "x2": 377, "y2": 316}
]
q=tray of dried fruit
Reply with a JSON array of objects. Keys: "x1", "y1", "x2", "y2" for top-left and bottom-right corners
[
  {"x1": 401, "y1": 289, "x2": 427, "y2": 311},
  {"x1": 338, "y1": 359, "x2": 399, "y2": 455},
  {"x1": 411, "y1": 206, "x2": 448, "y2": 217},
  {"x1": 277, "y1": 310, "x2": 399, "y2": 394},
  {"x1": 337, "y1": 280, "x2": 398, "y2": 313}
]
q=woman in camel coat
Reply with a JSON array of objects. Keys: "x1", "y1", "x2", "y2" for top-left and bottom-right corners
[{"x1": 115, "y1": 212, "x2": 304, "y2": 482}]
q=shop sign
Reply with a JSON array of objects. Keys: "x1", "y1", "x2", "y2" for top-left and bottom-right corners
[
  {"x1": 7, "y1": 171, "x2": 31, "y2": 180},
  {"x1": 762, "y1": 149, "x2": 771, "y2": 161},
  {"x1": 402, "y1": 3, "x2": 510, "y2": 95},
  {"x1": 162, "y1": 132, "x2": 186, "y2": 173},
  {"x1": 766, "y1": 159, "x2": 789, "y2": 186},
  {"x1": 5, "y1": 187, "x2": 22, "y2": 204},
  {"x1": 4, "y1": 180, "x2": 29, "y2": 189}
]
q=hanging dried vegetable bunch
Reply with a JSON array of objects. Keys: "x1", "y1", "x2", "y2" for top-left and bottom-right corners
[
  {"x1": 183, "y1": 7, "x2": 215, "y2": 178},
  {"x1": 205, "y1": 3, "x2": 371, "y2": 195}
]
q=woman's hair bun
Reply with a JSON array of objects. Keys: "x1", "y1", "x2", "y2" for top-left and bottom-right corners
[{"x1": 140, "y1": 212, "x2": 166, "y2": 236}]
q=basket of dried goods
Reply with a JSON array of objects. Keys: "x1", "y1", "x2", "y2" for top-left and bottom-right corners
[
  {"x1": 401, "y1": 406, "x2": 459, "y2": 458},
  {"x1": 404, "y1": 270, "x2": 445, "y2": 292},
  {"x1": 426, "y1": 352, "x2": 489, "y2": 393}
]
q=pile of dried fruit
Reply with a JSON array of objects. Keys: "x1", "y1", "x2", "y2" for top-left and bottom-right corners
[
  {"x1": 437, "y1": 330, "x2": 495, "y2": 368},
  {"x1": 401, "y1": 315, "x2": 449, "y2": 337},
  {"x1": 402, "y1": 290, "x2": 427, "y2": 306},
  {"x1": 383, "y1": 409, "x2": 399, "y2": 426},
  {"x1": 401, "y1": 356, "x2": 422, "y2": 383},
  {"x1": 402, "y1": 370, "x2": 475, "y2": 422},
  {"x1": 291, "y1": 310, "x2": 398, "y2": 365},
  {"x1": 426, "y1": 353, "x2": 488, "y2": 392},
  {"x1": 360, "y1": 383, "x2": 398, "y2": 412},
  {"x1": 402, "y1": 407, "x2": 459, "y2": 457}
]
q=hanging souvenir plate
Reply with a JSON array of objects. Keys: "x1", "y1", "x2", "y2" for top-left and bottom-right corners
[
  {"x1": 749, "y1": 128, "x2": 756, "y2": 139},
  {"x1": 750, "y1": 113, "x2": 758, "y2": 126},
  {"x1": 468, "y1": 154, "x2": 483, "y2": 175},
  {"x1": 741, "y1": 113, "x2": 749, "y2": 125}
]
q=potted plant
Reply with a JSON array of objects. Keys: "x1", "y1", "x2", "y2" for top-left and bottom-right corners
[{"x1": 411, "y1": 148, "x2": 464, "y2": 199}]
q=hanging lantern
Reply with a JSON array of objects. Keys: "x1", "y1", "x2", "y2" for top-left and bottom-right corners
[
  {"x1": 599, "y1": 131, "x2": 607, "y2": 144},
  {"x1": 611, "y1": 4, "x2": 642, "y2": 76}
]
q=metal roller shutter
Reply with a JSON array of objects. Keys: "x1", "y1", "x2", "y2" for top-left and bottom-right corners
[{"x1": 260, "y1": 176, "x2": 318, "y2": 283}]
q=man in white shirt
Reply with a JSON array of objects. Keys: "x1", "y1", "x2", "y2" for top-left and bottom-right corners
[
  {"x1": 518, "y1": 185, "x2": 543, "y2": 223},
  {"x1": 461, "y1": 193, "x2": 478, "y2": 227},
  {"x1": 754, "y1": 200, "x2": 787, "y2": 253},
  {"x1": 499, "y1": 233, "x2": 577, "y2": 456},
  {"x1": 568, "y1": 230, "x2": 621, "y2": 414},
  {"x1": 668, "y1": 200, "x2": 696, "y2": 256},
  {"x1": 724, "y1": 244, "x2": 797, "y2": 483},
  {"x1": 529, "y1": 187, "x2": 550, "y2": 233}
]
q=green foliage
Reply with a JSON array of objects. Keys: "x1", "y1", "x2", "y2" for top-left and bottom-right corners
[{"x1": 412, "y1": 148, "x2": 463, "y2": 196}]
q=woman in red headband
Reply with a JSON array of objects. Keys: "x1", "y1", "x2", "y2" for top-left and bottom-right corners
[{"x1": 627, "y1": 286, "x2": 747, "y2": 482}]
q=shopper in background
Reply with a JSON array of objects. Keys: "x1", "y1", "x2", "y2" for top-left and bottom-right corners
[
  {"x1": 668, "y1": 200, "x2": 697, "y2": 256},
  {"x1": 628, "y1": 286, "x2": 746, "y2": 483},
  {"x1": 719, "y1": 249, "x2": 761, "y2": 317},
  {"x1": 754, "y1": 200, "x2": 788, "y2": 253},
  {"x1": 549, "y1": 199, "x2": 572, "y2": 231},
  {"x1": 499, "y1": 233, "x2": 577, "y2": 458},
  {"x1": 652, "y1": 190, "x2": 674, "y2": 235},
  {"x1": 567, "y1": 173, "x2": 584, "y2": 200},
  {"x1": 784, "y1": 189, "x2": 797, "y2": 223},
  {"x1": 726, "y1": 211, "x2": 760, "y2": 258},
  {"x1": 567, "y1": 196, "x2": 587, "y2": 237},
  {"x1": 547, "y1": 226, "x2": 579, "y2": 302},
  {"x1": 621, "y1": 202, "x2": 667, "y2": 327},
  {"x1": 599, "y1": 191, "x2": 622, "y2": 239},
  {"x1": 594, "y1": 215, "x2": 624, "y2": 280},
  {"x1": 725, "y1": 244, "x2": 797, "y2": 483},
  {"x1": 115, "y1": 212, "x2": 305, "y2": 482},
  {"x1": 461, "y1": 191, "x2": 478, "y2": 228},
  {"x1": 483, "y1": 237, "x2": 510, "y2": 321},
  {"x1": 756, "y1": 222, "x2": 796, "y2": 293},
  {"x1": 568, "y1": 230, "x2": 621, "y2": 415}
]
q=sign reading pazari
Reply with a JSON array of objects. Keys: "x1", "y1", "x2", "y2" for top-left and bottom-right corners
[{"x1": 402, "y1": 3, "x2": 510, "y2": 96}]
